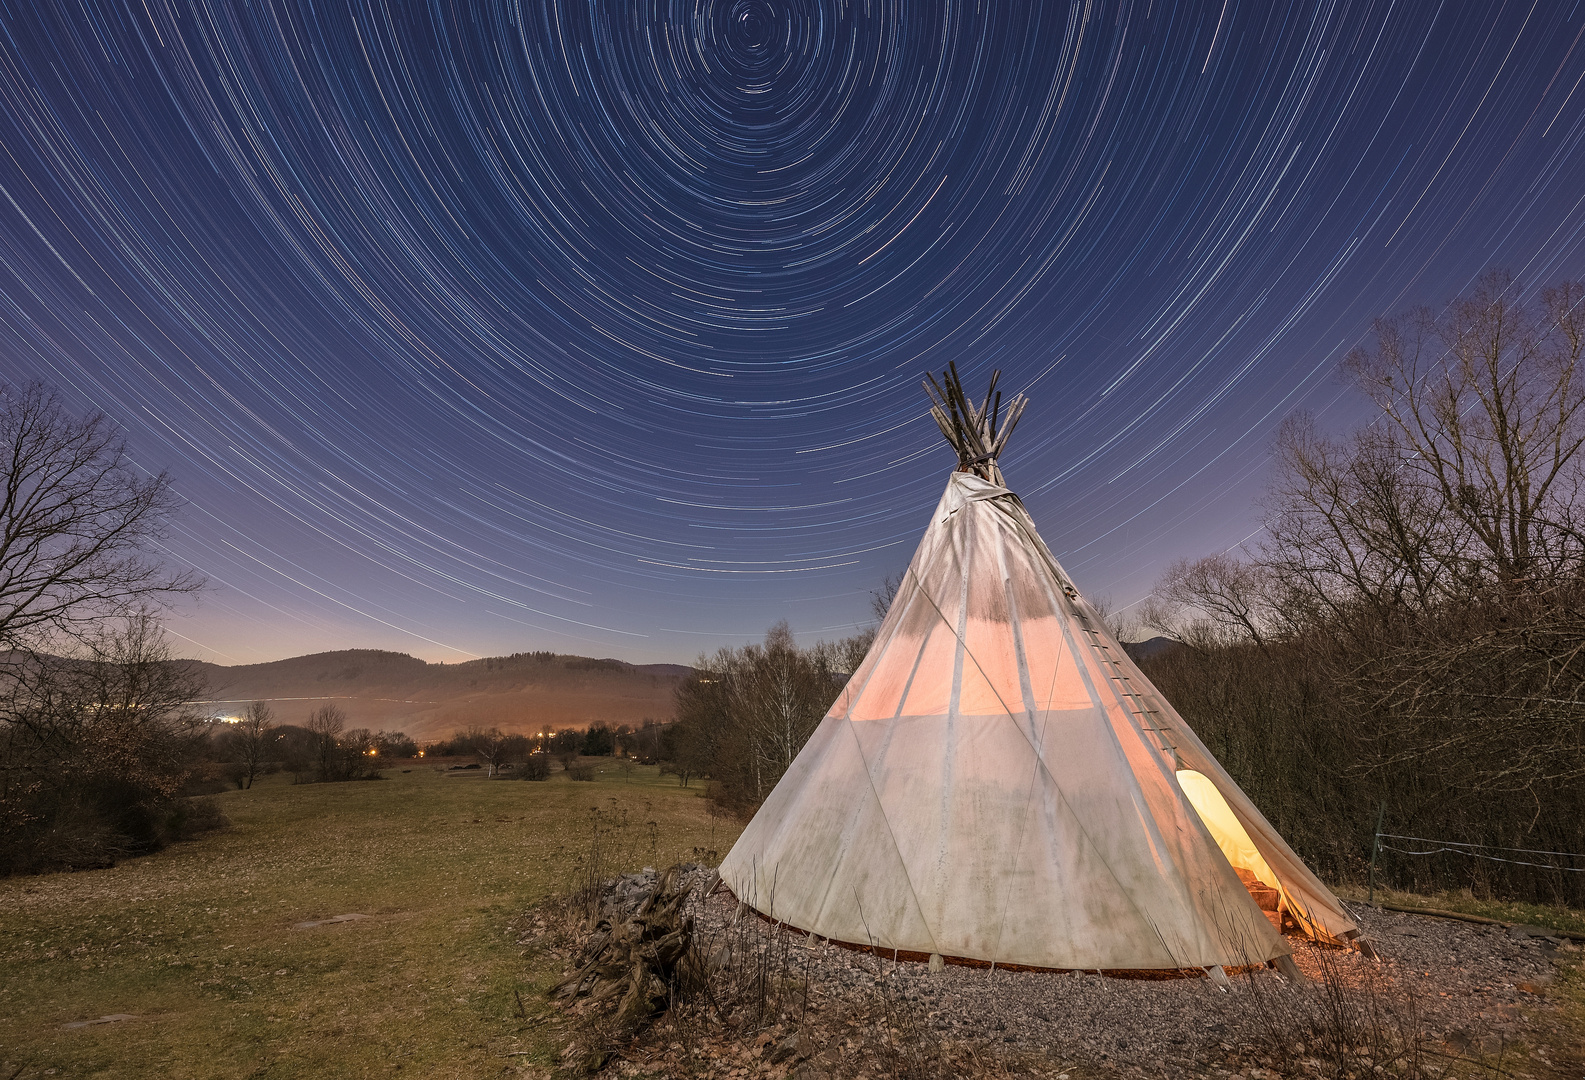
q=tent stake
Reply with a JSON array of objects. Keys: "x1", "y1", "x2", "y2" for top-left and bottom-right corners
[{"x1": 1274, "y1": 954, "x2": 1305, "y2": 983}]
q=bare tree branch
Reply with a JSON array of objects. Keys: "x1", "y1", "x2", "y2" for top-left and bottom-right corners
[{"x1": 0, "y1": 382, "x2": 199, "y2": 656}]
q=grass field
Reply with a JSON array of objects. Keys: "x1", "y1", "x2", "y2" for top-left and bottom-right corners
[
  {"x1": 0, "y1": 761, "x2": 738, "y2": 1079},
  {"x1": 7, "y1": 767, "x2": 1585, "y2": 1080}
]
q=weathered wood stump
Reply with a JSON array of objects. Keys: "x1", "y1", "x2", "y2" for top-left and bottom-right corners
[{"x1": 551, "y1": 866, "x2": 700, "y2": 1044}]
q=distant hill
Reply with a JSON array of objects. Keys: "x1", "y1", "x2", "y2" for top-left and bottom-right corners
[
  {"x1": 189, "y1": 649, "x2": 690, "y2": 741},
  {"x1": 1122, "y1": 636, "x2": 1181, "y2": 662}
]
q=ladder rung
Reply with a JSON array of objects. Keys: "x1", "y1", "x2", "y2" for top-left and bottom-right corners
[{"x1": 1083, "y1": 636, "x2": 1176, "y2": 748}]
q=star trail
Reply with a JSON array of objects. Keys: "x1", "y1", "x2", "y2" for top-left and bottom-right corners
[{"x1": 2, "y1": 1, "x2": 1583, "y2": 663}]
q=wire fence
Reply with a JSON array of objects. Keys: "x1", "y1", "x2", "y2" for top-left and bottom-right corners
[
  {"x1": 1366, "y1": 810, "x2": 1585, "y2": 903},
  {"x1": 1375, "y1": 833, "x2": 1585, "y2": 873}
]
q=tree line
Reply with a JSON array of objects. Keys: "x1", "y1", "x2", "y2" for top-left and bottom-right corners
[
  {"x1": 1137, "y1": 272, "x2": 1585, "y2": 905},
  {"x1": 424, "y1": 719, "x2": 666, "y2": 764},
  {"x1": 207, "y1": 702, "x2": 419, "y2": 788},
  {"x1": 666, "y1": 619, "x2": 876, "y2": 812}
]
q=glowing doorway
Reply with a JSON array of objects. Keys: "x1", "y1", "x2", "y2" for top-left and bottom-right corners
[{"x1": 1176, "y1": 769, "x2": 1292, "y2": 929}]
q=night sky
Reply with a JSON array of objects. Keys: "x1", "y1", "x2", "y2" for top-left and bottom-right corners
[{"x1": 2, "y1": 1, "x2": 1583, "y2": 665}]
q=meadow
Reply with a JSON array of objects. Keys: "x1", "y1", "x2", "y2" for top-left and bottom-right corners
[
  {"x1": 6, "y1": 760, "x2": 1585, "y2": 1080},
  {"x1": 0, "y1": 762, "x2": 737, "y2": 1079}
]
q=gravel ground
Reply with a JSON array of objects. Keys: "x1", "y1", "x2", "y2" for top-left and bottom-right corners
[
  {"x1": 540, "y1": 870, "x2": 1579, "y2": 1078},
  {"x1": 681, "y1": 881, "x2": 1578, "y2": 1077}
]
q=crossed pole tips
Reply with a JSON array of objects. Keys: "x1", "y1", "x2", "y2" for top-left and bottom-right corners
[{"x1": 922, "y1": 362, "x2": 1028, "y2": 485}]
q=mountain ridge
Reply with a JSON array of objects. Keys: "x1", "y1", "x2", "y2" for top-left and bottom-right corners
[{"x1": 189, "y1": 648, "x2": 690, "y2": 741}]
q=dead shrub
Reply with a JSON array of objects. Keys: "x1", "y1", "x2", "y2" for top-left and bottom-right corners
[{"x1": 1237, "y1": 943, "x2": 1507, "y2": 1079}]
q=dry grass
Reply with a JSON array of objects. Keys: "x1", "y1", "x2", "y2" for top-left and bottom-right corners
[
  {"x1": 0, "y1": 763, "x2": 736, "y2": 1079},
  {"x1": 10, "y1": 766, "x2": 1581, "y2": 1080},
  {"x1": 1334, "y1": 883, "x2": 1585, "y2": 938},
  {"x1": 1551, "y1": 951, "x2": 1585, "y2": 1076},
  {"x1": 1331, "y1": 885, "x2": 1585, "y2": 1077}
]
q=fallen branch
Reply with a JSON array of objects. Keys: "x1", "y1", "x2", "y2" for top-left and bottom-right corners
[{"x1": 1373, "y1": 902, "x2": 1585, "y2": 940}]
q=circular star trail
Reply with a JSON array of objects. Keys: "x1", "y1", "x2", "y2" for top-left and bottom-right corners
[{"x1": 1, "y1": 1, "x2": 1583, "y2": 662}]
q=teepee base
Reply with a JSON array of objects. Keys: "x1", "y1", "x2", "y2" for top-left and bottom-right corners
[{"x1": 724, "y1": 891, "x2": 1273, "y2": 980}]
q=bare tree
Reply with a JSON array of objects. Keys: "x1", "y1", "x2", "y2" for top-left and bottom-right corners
[
  {"x1": 870, "y1": 571, "x2": 904, "y2": 623},
  {"x1": 474, "y1": 727, "x2": 520, "y2": 777},
  {"x1": 341, "y1": 728, "x2": 384, "y2": 777},
  {"x1": 671, "y1": 621, "x2": 855, "y2": 809},
  {"x1": 306, "y1": 704, "x2": 347, "y2": 782},
  {"x1": 1087, "y1": 594, "x2": 1140, "y2": 645},
  {"x1": 1261, "y1": 418, "x2": 1462, "y2": 631},
  {"x1": 0, "y1": 382, "x2": 198, "y2": 658},
  {"x1": 726, "y1": 621, "x2": 830, "y2": 801},
  {"x1": 1150, "y1": 553, "x2": 1274, "y2": 648},
  {"x1": 232, "y1": 701, "x2": 275, "y2": 789},
  {"x1": 373, "y1": 730, "x2": 417, "y2": 758},
  {"x1": 1341, "y1": 271, "x2": 1585, "y2": 591}
]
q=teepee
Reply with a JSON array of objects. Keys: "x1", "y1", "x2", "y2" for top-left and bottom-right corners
[{"x1": 718, "y1": 368, "x2": 1365, "y2": 973}]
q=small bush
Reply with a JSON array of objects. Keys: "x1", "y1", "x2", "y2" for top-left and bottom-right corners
[
  {"x1": 570, "y1": 763, "x2": 596, "y2": 782},
  {"x1": 167, "y1": 796, "x2": 230, "y2": 840},
  {"x1": 19, "y1": 799, "x2": 123, "y2": 872},
  {"x1": 179, "y1": 762, "x2": 236, "y2": 797},
  {"x1": 521, "y1": 753, "x2": 551, "y2": 781}
]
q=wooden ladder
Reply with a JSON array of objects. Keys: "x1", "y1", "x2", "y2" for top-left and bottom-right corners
[{"x1": 1071, "y1": 604, "x2": 1178, "y2": 760}]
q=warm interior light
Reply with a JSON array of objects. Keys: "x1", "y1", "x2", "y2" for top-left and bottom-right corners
[{"x1": 1175, "y1": 769, "x2": 1282, "y2": 895}]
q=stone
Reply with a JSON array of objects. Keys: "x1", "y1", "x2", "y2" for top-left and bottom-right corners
[
  {"x1": 62, "y1": 1014, "x2": 137, "y2": 1029},
  {"x1": 293, "y1": 913, "x2": 368, "y2": 930},
  {"x1": 768, "y1": 1034, "x2": 805, "y2": 1064},
  {"x1": 1506, "y1": 923, "x2": 1553, "y2": 940}
]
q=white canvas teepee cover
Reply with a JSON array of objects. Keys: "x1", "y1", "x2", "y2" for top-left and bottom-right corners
[{"x1": 719, "y1": 470, "x2": 1359, "y2": 971}]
